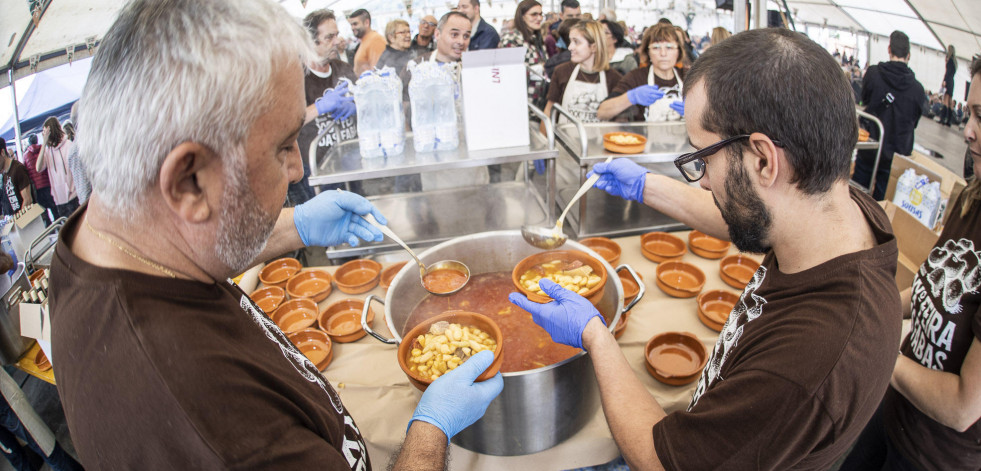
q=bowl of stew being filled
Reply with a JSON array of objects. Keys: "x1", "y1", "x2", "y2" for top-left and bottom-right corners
[
  {"x1": 399, "y1": 311, "x2": 504, "y2": 391},
  {"x1": 512, "y1": 250, "x2": 608, "y2": 304}
]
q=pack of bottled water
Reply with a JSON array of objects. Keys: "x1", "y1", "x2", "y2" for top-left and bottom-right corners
[
  {"x1": 408, "y1": 61, "x2": 460, "y2": 153},
  {"x1": 353, "y1": 67, "x2": 404, "y2": 159},
  {"x1": 893, "y1": 168, "x2": 943, "y2": 229}
]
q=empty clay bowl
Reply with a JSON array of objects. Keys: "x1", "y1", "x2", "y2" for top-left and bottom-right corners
[
  {"x1": 34, "y1": 349, "x2": 51, "y2": 372},
  {"x1": 613, "y1": 314, "x2": 628, "y2": 340},
  {"x1": 656, "y1": 261, "x2": 705, "y2": 298},
  {"x1": 250, "y1": 286, "x2": 286, "y2": 314},
  {"x1": 399, "y1": 311, "x2": 504, "y2": 392},
  {"x1": 512, "y1": 250, "x2": 607, "y2": 305},
  {"x1": 579, "y1": 237, "x2": 621, "y2": 266},
  {"x1": 29, "y1": 269, "x2": 45, "y2": 287},
  {"x1": 719, "y1": 254, "x2": 761, "y2": 290},
  {"x1": 271, "y1": 298, "x2": 319, "y2": 334},
  {"x1": 645, "y1": 332, "x2": 708, "y2": 386},
  {"x1": 335, "y1": 259, "x2": 382, "y2": 294},
  {"x1": 697, "y1": 289, "x2": 739, "y2": 332},
  {"x1": 258, "y1": 257, "x2": 302, "y2": 288},
  {"x1": 688, "y1": 231, "x2": 732, "y2": 259},
  {"x1": 319, "y1": 299, "x2": 374, "y2": 343},
  {"x1": 640, "y1": 232, "x2": 687, "y2": 263},
  {"x1": 285, "y1": 269, "x2": 333, "y2": 302},
  {"x1": 288, "y1": 328, "x2": 333, "y2": 371},
  {"x1": 618, "y1": 270, "x2": 644, "y2": 304},
  {"x1": 380, "y1": 262, "x2": 408, "y2": 290}
]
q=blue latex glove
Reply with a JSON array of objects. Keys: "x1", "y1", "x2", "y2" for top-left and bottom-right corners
[
  {"x1": 669, "y1": 100, "x2": 685, "y2": 117},
  {"x1": 508, "y1": 279, "x2": 605, "y2": 349},
  {"x1": 625, "y1": 85, "x2": 664, "y2": 107},
  {"x1": 534, "y1": 159, "x2": 546, "y2": 175},
  {"x1": 409, "y1": 351, "x2": 504, "y2": 442},
  {"x1": 293, "y1": 190, "x2": 387, "y2": 247},
  {"x1": 333, "y1": 99, "x2": 357, "y2": 121},
  {"x1": 586, "y1": 158, "x2": 649, "y2": 203},
  {"x1": 314, "y1": 81, "x2": 354, "y2": 117}
]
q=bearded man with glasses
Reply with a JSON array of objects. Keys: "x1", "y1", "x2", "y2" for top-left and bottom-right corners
[{"x1": 510, "y1": 28, "x2": 902, "y2": 470}]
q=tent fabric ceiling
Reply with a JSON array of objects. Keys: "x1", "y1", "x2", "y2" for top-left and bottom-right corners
[
  {"x1": 1, "y1": 1, "x2": 35, "y2": 70},
  {"x1": 785, "y1": 0, "x2": 980, "y2": 61}
]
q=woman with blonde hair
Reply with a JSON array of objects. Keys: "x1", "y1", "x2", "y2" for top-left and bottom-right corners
[
  {"x1": 36, "y1": 116, "x2": 77, "y2": 218},
  {"x1": 709, "y1": 26, "x2": 730, "y2": 48},
  {"x1": 940, "y1": 44, "x2": 957, "y2": 126},
  {"x1": 544, "y1": 20, "x2": 622, "y2": 123},
  {"x1": 376, "y1": 19, "x2": 415, "y2": 71},
  {"x1": 597, "y1": 23, "x2": 685, "y2": 121}
]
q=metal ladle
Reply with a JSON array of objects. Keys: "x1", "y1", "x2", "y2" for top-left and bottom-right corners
[
  {"x1": 364, "y1": 214, "x2": 470, "y2": 296},
  {"x1": 521, "y1": 156, "x2": 613, "y2": 249}
]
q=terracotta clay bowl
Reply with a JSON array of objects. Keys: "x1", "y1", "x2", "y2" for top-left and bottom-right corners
[
  {"x1": 640, "y1": 232, "x2": 687, "y2": 263},
  {"x1": 28, "y1": 269, "x2": 45, "y2": 288},
  {"x1": 719, "y1": 255, "x2": 761, "y2": 290},
  {"x1": 249, "y1": 286, "x2": 286, "y2": 314},
  {"x1": 380, "y1": 262, "x2": 408, "y2": 290},
  {"x1": 579, "y1": 237, "x2": 621, "y2": 266},
  {"x1": 334, "y1": 259, "x2": 382, "y2": 294},
  {"x1": 34, "y1": 349, "x2": 51, "y2": 372},
  {"x1": 618, "y1": 270, "x2": 644, "y2": 305},
  {"x1": 285, "y1": 269, "x2": 333, "y2": 302},
  {"x1": 399, "y1": 311, "x2": 504, "y2": 392},
  {"x1": 258, "y1": 257, "x2": 302, "y2": 289},
  {"x1": 645, "y1": 332, "x2": 708, "y2": 386},
  {"x1": 613, "y1": 314, "x2": 628, "y2": 340},
  {"x1": 603, "y1": 132, "x2": 647, "y2": 154},
  {"x1": 319, "y1": 298, "x2": 375, "y2": 343},
  {"x1": 697, "y1": 289, "x2": 739, "y2": 332},
  {"x1": 688, "y1": 231, "x2": 732, "y2": 259},
  {"x1": 655, "y1": 261, "x2": 705, "y2": 298},
  {"x1": 288, "y1": 328, "x2": 333, "y2": 371},
  {"x1": 271, "y1": 298, "x2": 319, "y2": 334},
  {"x1": 512, "y1": 250, "x2": 608, "y2": 305}
]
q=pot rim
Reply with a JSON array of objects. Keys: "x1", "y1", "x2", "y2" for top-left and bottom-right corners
[{"x1": 382, "y1": 230, "x2": 624, "y2": 377}]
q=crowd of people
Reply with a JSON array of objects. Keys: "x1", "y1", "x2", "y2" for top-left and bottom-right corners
[{"x1": 0, "y1": 0, "x2": 972, "y2": 469}]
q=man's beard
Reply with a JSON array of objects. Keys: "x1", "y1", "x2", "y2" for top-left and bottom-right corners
[
  {"x1": 714, "y1": 149, "x2": 772, "y2": 254},
  {"x1": 214, "y1": 154, "x2": 277, "y2": 273}
]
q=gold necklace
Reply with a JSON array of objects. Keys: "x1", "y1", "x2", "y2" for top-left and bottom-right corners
[{"x1": 84, "y1": 220, "x2": 177, "y2": 278}]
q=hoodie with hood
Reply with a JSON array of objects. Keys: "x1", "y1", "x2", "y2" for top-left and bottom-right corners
[{"x1": 853, "y1": 60, "x2": 926, "y2": 199}]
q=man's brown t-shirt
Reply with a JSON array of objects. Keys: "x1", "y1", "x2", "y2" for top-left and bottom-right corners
[
  {"x1": 652, "y1": 187, "x2": 902, "y2": 470},
  {"x1": 882, "y1": 191, "x2": 981, "y2": 471},
  {"x1": 49, "y1": 210, "x2": 371, "y2": 470},
  {"x1": 604, "y1": 65, "x2": 684, "y2": 121},
  {"x1": 298, "y1": 60, "x2": 358, "y2": 168}
]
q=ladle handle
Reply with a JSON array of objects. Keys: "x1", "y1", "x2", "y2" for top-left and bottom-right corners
[
  {"x1": 556, "y1": 156, "x2": 614, "y2": 227},
  {"x1": 364, "y1": 214, "x2": 427, "y2": 274}
]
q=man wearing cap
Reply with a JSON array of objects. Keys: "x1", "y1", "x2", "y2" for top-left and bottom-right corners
[{"x1": 851, "y1": 30, "x2": 926, "y2": 200}]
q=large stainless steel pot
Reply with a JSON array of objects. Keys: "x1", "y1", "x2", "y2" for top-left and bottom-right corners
[{"x1": 361, "y1": 231, "x2": 644, "y2": 456}]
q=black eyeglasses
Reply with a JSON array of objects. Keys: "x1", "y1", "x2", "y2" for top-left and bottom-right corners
[{"x1": 674, "y1": 134, "x2": 784, "y2": 182}]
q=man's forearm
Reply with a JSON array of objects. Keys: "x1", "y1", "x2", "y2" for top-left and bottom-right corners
[
  {"x1": 641, "y1": 174, "x2": 729, "y2": 241},
  {"x1": 251, "y1": 208, "x2": 305, "y2": 266},
  {"x1": 389, "y1": 421, "x2": 448, "y2": 471}
]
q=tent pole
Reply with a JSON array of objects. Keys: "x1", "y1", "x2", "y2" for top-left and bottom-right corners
[{"x1": 8, "y1": 70, "x2": 23, "y2": 160}]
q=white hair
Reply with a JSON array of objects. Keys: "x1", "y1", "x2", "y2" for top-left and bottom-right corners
[
  {"x1": 600, "y1": 8, "x2": 616, "y2": 22},
  {"x1": 77, "y1": 0, "x2": 314, "y2": 219}
]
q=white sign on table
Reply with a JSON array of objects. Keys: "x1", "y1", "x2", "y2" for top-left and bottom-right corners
[{"x1": 460, "y1": 47, "x2": 530, "y2": 151}]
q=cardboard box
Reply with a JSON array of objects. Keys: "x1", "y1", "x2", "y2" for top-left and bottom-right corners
[
  {"x1": 460, "y1": 47, "x2": 530, "y2": 151},
  {"x1": 881, "y1": 201, "x2": 939, "y2": 290},
  {"x1": 884, "y1": 152, "x2": 967, "y2": 230}
]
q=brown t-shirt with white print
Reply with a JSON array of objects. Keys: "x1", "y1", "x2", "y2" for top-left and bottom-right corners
[
  {"x1": 50, "y1": 208, "x2": 371, "y2": 470},
  {"x1": 652, "y1": 187, "x2": 902, "y2": 470},
  {"x1": 882, "y1": 191, "x2": 981, "y2": 471}
]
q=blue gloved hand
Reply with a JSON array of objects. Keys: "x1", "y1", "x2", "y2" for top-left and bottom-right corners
[
  {"x1": 625, "y1": 85, "x2": 664, "y2": 107},
  {"x1": 314, "y1": 81, "x2": 354, "y2": 117},
  {"x1": 333, "y1": 99, "x2": 357, "y2": 121},
  {"x1": 669, "y1": 100, "x2": 685, "y2": 117},
  {"x1": 409, "y1": 350, "x2": 504, "y2": 442},
  {"x1": 534, "y1": 159, "x2": 546, "y2": 175},
  {"x1": 508, "y1": 279, "x2": 605, "y2": 349},
  {"x1": 293, "y1": 190, "x2": 387, "y2": 247},
  {"x1": 586, "y1": 158, "x2": 649, "y2": 203}
]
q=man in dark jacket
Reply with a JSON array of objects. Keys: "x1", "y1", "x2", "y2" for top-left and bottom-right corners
[
  {"x1": 457, "y1": 0, "x2": 499, "y2": 51},
  {"x1": 851, "y1": 30, "x2": 926, "y2": 200}
]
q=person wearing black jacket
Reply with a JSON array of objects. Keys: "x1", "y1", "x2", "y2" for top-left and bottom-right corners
[{"x1": 851, "y1": 30, "x2": 926, "y2": 200}]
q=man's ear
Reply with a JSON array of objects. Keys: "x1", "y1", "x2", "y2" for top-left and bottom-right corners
[
  {"x1": 157, "y1": 142, "x2": 221, "y2": 224},
  {"x1": 746, "y1": 132, "x2": 782, "y2": 188}
]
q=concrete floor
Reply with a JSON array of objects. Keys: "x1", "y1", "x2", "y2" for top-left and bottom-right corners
[{"x1": 911, "y1": 114, "x2": 971, "y2": 177}]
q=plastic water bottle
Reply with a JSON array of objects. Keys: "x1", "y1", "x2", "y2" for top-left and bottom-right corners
[
  {"x1": 408, "y1": 61, "x2": 459, "y2": 152},
  {"x1": 893, "y1": 168, "x2": 916, "y2": 206},
  {"x1": 922, "y1": 181, "x2": 942, "y2": 227},
  {"x1": 353, "y1": 68, "x2": 404, "y2": 159}
]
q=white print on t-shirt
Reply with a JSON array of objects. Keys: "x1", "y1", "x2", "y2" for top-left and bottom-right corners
[
  {"x1": 316, "y1": 114, "x2": 358, "y2": 151},
  {"x1": 907, "y1": 238, "x2": 980, "y2": 370},
  {"x1": 3, "y1": 174, "x2": 20, "y2": 213},
  {"x1": 689, "y1": 266, "x2": 768, "y2": 409},
  {"x1": 343, "y1": 414, "x2": 368, "y2": 471}
]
